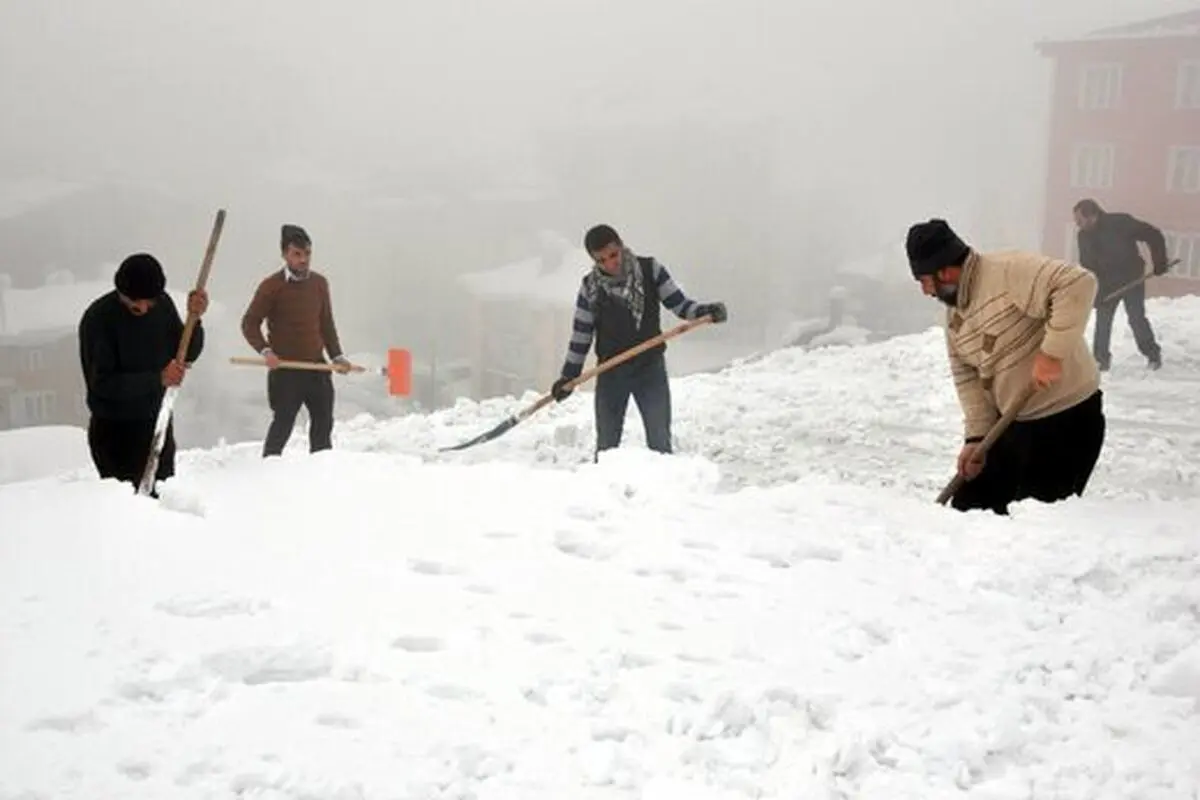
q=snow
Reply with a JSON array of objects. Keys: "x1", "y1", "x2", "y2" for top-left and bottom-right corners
[
  {"x1": 0, "y1": 425, "x2": 92, "y2": 484},
  {"x1": 0, "y1": 277, "x2": 197, "y2": 337},
  {"x1": 2, "y1": 296, "x2": 1200, "y2": 798},
  {"x1": 458, "y1": 231, "x2": 589, "y2": 306},
  {"x1": 1086, "y1": 9, "x2": 1200, "y2": 40}
]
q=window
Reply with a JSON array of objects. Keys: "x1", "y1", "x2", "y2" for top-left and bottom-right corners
[
  {"x1": 1071, "y1": 143, "x2": 1115, "y2": 189},
  {"x1": 1177, "y1": 61, "x2": 1200, "y2": 110},
  {"x1": 1167, "y1": 147, "x2": 1200, "y2": 193},
  {"x1": 22, "y1": 349, "x2": 45, "y2": 372},
  {"x1": 8, "y1": 390, "x2": 56, "y2": 426},
  {"x1": 1078, "y1": 63, "x2": 1123, "y2": 110},
  {"x1": 1164, "y1": 231, "x2": 1200, "y2": 280}
]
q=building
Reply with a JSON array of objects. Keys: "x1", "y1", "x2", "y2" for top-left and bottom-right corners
[
  {"x1": 1036, "y1": 10, "x2": 1200, "y2": 297},
  {"x1": 0, "y1": 269, "x2": 194, "y2": 431},
  {"x1": 455, "y1": 231, "x2": 590, "y2": 401}
]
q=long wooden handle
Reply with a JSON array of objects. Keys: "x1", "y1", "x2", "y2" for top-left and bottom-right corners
[
  {"x1": 936, "y1": 382, "x2": 1039, "y2": 505},
  {"x1": 513, "y1": 315, "x2": 714, "y2": 424},
  {"x1": 176, "y1": 208, "x2": 225, "y2": 363},
  {"x1": 1101, "y1": 257, "x2": 1181, "y2": 304},
  {"x1": 229, "y1": 356, "x2": 365, "y2": 373},
  {"x1": 565, "y1": 315, "x2": 714, "y2": 391}
]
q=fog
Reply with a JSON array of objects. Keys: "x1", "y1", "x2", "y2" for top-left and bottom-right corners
[{"x1": 0, "y1": 0, "x2": 1192, "y2": 446}]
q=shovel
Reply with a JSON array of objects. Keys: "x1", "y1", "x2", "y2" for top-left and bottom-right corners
[
  {"x1": 1101, "y1": 257, "x2": 1180, "y2": 304},
  {"x1": 137, "y1": 208, "x2": 226, "y2": 497},
  {"x1": 229, "y1": 348, "x2": 412, "y2": 396},
  {"x1": 439, "y1": 315, "x2": 715, "y2": 452},
  {"x1": 935, "y1": 383, "x2": 1039, "y2": 506}
]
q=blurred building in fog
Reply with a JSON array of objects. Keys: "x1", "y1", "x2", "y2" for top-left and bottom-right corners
[{"x1": 1037, "y1": 9, "x2": 1200, "y2": 297}]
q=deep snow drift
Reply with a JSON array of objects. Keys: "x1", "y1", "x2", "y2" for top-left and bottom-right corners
[{"x1": 2, "y1": 296, "x2": 1199, "y2": 799}]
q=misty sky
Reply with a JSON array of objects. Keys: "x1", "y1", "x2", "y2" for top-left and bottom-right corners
[{"x1": 2, "y1": 0, "x2": 1191, "y2": 195}]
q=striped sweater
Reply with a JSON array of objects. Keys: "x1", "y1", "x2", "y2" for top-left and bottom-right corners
[
  {"x1": 561, "y1": 257, "x2": 703, "y2": 379},
  {"x1": 945, "y1": 249, "x2": 1100, "y2": 440}
]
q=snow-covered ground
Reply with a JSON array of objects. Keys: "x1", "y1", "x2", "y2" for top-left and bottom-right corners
[
  {"x1": 2, "y1": 297, "x2": 1199, "y2": 798},
  {"x1": 0, "y1": 425, "x2": 91, "y2": 484}
]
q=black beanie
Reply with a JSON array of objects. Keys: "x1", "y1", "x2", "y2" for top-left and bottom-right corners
[
  {"x1": 281, "y1": 224, "x2": 311, "y2": 250},
  {"x1": 905, "y1": 219, "x2": 970, "y2": 277},
  {"x1": 114, "y1": 253, "x2": 166, "y2": 300}
]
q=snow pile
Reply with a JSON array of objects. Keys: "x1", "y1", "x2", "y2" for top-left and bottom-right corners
[
  {"x1": 311, "y1": 295, "x2": 1200, "y2": 501},
  {"x1": 0, "y1": 425, "x2": 92, "y2": 484},
  {"x1": 2, "y1": 446, "x2": 1199, "y2": 798},
  {"x1": 2, "y1": 295, "x2": 1200, "y2": 797}
]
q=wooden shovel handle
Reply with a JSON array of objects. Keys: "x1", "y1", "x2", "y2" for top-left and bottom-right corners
[
  {"x1": 176, "y1": 209, "x2": 225, "y2": 362},
  {"x1": 564, "y1": 315, "x2": 714, "y2": 391},
  {"x1": 229, "y1": 356, "x2": 365, "y2": 373},
  {"x1": 936, "y1": 383, "x2": 1039, "y2": 505}
]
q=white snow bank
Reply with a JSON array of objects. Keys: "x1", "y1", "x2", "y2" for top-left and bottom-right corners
[
  {"x1": 0, "y1": 425, "x2": 92, "y2": 484},
  {"x1": 1, "y1": 447, "x2": 1198, "y2": 798},
  {"x1": 299, "y1": 295, "x2": 1200, "y2": 503}
]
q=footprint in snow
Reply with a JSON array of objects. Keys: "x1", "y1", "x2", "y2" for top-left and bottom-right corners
[
  {"x1": 633, "y1": 565, "x2": 692, "y2": 583},
  {"x1": 745, "y1": 550, "x2": 791, "y2": 569},
  {"x1": 619, "y1": 652, "x2": 657, "y2": 669},
  {"x1": 675, "y1": 652, "x2": 719, "y2": 665},
  {"x1": 483, "y1": 530, "x2": 518, "y2": 540},
  {"x1": 315, "y1": 712, "x2": 362, "y2": 729},
  {"x1": 391, "y1": 635, "x2": 444, "y2": 653},
  {"x1": 116, "y1": 760, "x2": 154, "y2": 781},
  {"x1": 681, "y1": 539, "x2": 718, "y2": 552},
  {"x1": 408, "y1": 558, "x2": 461, "y2": 577},
  {"x1": 554, "y1": 530, "x2": 615, "y2": 561},
  {"x1": 525, "y1": 631, "x2": 564, "y2": 646},
  {"x1": 24, "y1": 709, "x2": 104, "y2": 733},
  {"x1": 154, "y1": 594, "x2": 271, "y2": 619},
  {"x1": 175, "y1": 760, "x2": 223, "y2": 787},
  {"x1": 200, "y1": 645, "x2": 333, "y2": 686},
  {"x1": 426, "y1": 683, "x2": 481, "y2": 701}
]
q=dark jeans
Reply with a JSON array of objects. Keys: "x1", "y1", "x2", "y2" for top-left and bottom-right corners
[
  {"x1": 1093, "y1": 283, "x2": 1160, "y2": 366},
  {"x1": 594, "y1": 353, "x2": 672, "y2": 458},
  {"x1": 952, "y1": 389, "x2": 1106, "y2": 516},
  {"x1": 88, "y1": 416, "x2": 175, "y2": 488},
  {"x1": 263, "y1": 369, "x2": 335, "y2": 457}
]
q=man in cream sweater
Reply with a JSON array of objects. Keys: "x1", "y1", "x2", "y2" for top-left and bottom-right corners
[{"x1": 906, "y1": 218, "x2": 1106, "y2": 515}]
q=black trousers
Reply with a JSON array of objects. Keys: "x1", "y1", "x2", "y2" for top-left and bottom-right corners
[
  {"x1": 88, "y1": 416, "x2": 175, "y2": 488},
  {"x1": 263, "y1": 369, "x2": 335, "y2": 457},
  {"x1": 594, "y1": 353, "x2": 672, "y2": 459},
  {"x1": 952, "y1": 389, "x2": 1106, "y2": 516},
  {"x1": 1093, "y1": 283, "x2": 1160, "y2": 366}
]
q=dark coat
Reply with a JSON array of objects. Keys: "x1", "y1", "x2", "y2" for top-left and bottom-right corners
[
  {"x1": 1076, "y1": 212, "x2": 1169, "y2": 302},
  {"x1": 78, "y1": 290, "x2": 204, "y2": 420}
]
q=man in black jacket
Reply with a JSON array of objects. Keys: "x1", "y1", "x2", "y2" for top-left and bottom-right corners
[
  {"x1": 1073, "y1": 198, "x2": 1170, "y2": 370},
  {"x1": 549, "y1": 224, "x2": 727, "y2": 458},
  {"x1": 78, "y1": 253, "x2": 208, "y2": 488}
]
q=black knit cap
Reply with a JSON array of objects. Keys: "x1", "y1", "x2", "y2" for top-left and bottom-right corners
[
  {"x1": 114, "y1": 253, "x2": 166, "y2": 300},
  {"x1": 281, "y1": 224, "x2": 311, "y2": 250},
  {"x1": 905, "y1": 218, "x2": 970, "y2": 277}
]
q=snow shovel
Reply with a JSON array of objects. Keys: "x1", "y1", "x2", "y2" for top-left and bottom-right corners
[
  {"x1": 228, "y1": 349, "x2": 413, "y2": 396},
  {"x1": 439, "y1": 315, "x2": 715, "y2": 453},
  {"x1": 137, "y1": 208, "x2": 226, "y2": 497},
  {"x1": 1100, "y1": 257, "x2": 1180, "y2": 304},
  {"x1": 935, "y1": 382, "x2": 1039, "y2": 506}
]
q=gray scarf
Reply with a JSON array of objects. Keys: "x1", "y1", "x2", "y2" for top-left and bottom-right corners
[{"x1": 587, "y1": 247, "x2": 646, "y2": 327}]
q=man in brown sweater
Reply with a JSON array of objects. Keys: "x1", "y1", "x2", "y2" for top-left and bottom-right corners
[
  {"x1": 241, "y1": 224, "x2": 351, "y2": 457},
  {"x1": 906, "y1": 218, "x2": 1106, "y2": 515}
]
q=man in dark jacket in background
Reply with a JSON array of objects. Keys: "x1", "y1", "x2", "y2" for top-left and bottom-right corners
[
  {"x1": 1073, "y1": 198, "x2": 1171, "y2": 370},
  {"x1": 78, "y1": 253, "x2": 208, "y2": 488},
  {"x1": 549, "y1": 223, "x2": 727, "y2": 459}
]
